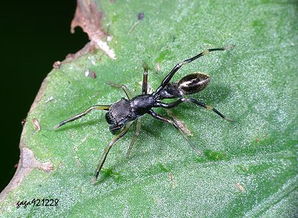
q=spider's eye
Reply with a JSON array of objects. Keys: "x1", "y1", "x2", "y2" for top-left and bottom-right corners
[{"x1": 105, "y1": 113, "x2": 113, "y2": 124}]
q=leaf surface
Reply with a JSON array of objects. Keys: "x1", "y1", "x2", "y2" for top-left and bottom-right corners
[{"x1": 1, "y1": 0, "x2": 297, "y2": 217}]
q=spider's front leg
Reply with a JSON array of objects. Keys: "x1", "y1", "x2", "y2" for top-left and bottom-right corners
[
  {"x1": 55, "y1": 105, "x2": 110, "y2": 129},
  {"x1": 94, "y1": 122, "x2": 133, "y2": 180}
]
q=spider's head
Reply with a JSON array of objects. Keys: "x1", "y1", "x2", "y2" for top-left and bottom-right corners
[{"x1": 105, "y1": 98, "x2": 132, "y2": 135}]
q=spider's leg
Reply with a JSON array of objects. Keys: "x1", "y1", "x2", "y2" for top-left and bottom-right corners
[
  {"x1": 148, "y1": 109, "x2": 201, "y2": 155},
  {"x1": 154, "y1": 99, "x2": 184, "y2": 108},
  {"x1": 94, "y1": 123, "x2": 132, "y2": 180},
  {"x1": 142, "y1": 63, "x2": 149, "y2": 94},
  {"x1": 126, "y1": 118, "x2": 142, "y2": 158},
  {"x1": 154, "y1": 46, "x2": 233, "y2": 96},
  {"x1": 54, "y1": 105, "x2": 110, "y2": 129},
  {"x1": 106, "y1": 82, "x2": 132, "y2": 99},
  {"x1": 155, "y1": 98, "x2": 233, "y2": 122},
  {"x1": 185, "y1": 98, "x2": 234, "y2": 122}
]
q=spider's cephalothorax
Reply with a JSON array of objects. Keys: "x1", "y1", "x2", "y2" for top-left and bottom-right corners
[
  {"x1": 55, "y1": 46, "x2": 234, "y2": 180},
  {"x1": 106, "y1": 94, "x2": 156, "y2": 134},
  {"x1": 105, "y1": 98, "x2": 132, "y2": 134}
]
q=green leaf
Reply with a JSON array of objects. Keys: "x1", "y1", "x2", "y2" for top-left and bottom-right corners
[{"x1": 1, "y1": 0, "x2": 297, "y2": 217}]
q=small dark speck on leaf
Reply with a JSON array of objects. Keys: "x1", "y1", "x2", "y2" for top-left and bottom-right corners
[
  {"x1": 138, "y1": 12, "x2": 144, "y2": 20},
  {"x1": 128, "y1": 12, "x2": 145, "y2": 33}
]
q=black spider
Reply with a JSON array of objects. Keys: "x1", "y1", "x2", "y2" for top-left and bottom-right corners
[{"x1": 55, "y1": 46, "x2": 234, "y2": 180}]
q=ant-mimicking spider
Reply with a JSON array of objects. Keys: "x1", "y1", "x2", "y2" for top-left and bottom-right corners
[{"x1": 55, "y1": 46, "x2": 234, "y2": 180}]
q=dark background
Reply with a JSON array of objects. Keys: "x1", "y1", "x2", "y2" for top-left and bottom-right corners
[{"x1": 0, "y1": 1, "x2": 88, "y2": 192}]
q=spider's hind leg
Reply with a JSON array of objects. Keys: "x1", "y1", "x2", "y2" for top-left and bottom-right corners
[
  {"x1": 186, "y1": 98, "x2": 234, "y2": 122},
  {"x1": 148, "y1": 109, "x2": 201, "y2": 155},
  {"x1": 155, "y1": 98, "x2": 234, "y2": 122}
]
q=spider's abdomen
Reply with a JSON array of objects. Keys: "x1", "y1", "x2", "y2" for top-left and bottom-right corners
[
  {"x1": 178, "y1": 73, "x2": 210, "y2": 95},
  {"x1": 159, "y1": 73, "x2": 210, "y2": 99}
]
